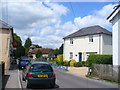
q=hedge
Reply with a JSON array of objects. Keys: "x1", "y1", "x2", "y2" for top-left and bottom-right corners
[
  {"x1": 87, "y1": 54, "x2": 112, "y2": 67},
  {"x1": 74, "y1": 61, "x2": 86, "y2": 67}
]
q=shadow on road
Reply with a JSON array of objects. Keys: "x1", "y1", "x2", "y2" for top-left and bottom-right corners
[
  {"x1": 27, "y1": 84, "x2": 59, "y2": 89},
  {"x1": 3, "y1": 75, "x2": 10, "y2": 89}
]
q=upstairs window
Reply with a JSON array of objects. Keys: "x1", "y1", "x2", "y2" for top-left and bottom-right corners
[
  {"x1": 70, "y1": 38, "x2": 73, "y2": 44},
  {"x1": 89, "y1": 35, "x2": 93, "y2": 42}
]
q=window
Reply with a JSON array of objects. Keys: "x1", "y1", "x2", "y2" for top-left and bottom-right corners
[
  {"x1": 70, "y1": 52, "x2": 73, "y2": 59},
  {"x1": 89, "y1": 35, "x2": 93, "y2": 42},
  {"x1": 86, "y1": 52, "x2": 97, "y2": 59},
  {"x1": 70, "y1": 38, "x2": 73, "y2": 44}
]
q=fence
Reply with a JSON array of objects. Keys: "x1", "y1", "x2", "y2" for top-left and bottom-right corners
[
  {"x1": 49, "y1": 63, "x2": 69, "y2": 71},
  {"x1": 91, "y1": 64, "x2": 120, "y2": 83},
  {"x1": 0, "y1": 62, "x2": 5, "y2": 90}
]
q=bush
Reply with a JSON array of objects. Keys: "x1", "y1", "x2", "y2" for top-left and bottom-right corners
[
  {"x1": 74, "y1": 61, "x2": 86, "y2": 67},
  {"x1": 56, "y1": 55, "x2": 64, "y2": 65},
  {"x1": 70, "y1": 60, "x2": 76, "y2": 67},
  {"x1": 87, "y1": 54, "x2": 112, "y2": 67},
  {"x1": 63, "y1": 60, "x2": 69, "y2": 66}
]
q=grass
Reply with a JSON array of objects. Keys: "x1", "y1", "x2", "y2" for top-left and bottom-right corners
[{"x1": 86, "y1": 74, "x2": 120, "y2": 85}]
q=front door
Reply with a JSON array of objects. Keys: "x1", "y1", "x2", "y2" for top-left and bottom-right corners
[{"x1": 79, "y1": 53, "x2": 82, "y2": 62}]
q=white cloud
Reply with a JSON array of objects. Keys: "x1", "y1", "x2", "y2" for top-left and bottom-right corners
[
  {"x1": 74, "y1": 4, "x2": 115, "y2": 29},
  {"x1": 1, "y1": 2, "x2": 115, "y2": 48}
]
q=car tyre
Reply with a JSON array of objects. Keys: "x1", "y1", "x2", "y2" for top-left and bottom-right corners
[
  {"x1": 50, "y1": 83, "x2": 55, "y2": 88},
  {"x1": 26, "y1": 80, "x2": 30, "y2": 89}
]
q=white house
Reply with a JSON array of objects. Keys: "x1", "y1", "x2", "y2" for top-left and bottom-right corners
[
  {"x1": 63, "y1": 25, "x2": 112, "y2": 62},
  {"x1": 107, "y1": 4, "x2": 120, "y2": 66}
]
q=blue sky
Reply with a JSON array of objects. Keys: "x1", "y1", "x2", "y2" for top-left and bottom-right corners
[
  {"x1": 0, "y1": 1, "x2": 117, "y2": 48},
  {"x1": 61, "y1": 2, "x2": 115, "y2": 24}
]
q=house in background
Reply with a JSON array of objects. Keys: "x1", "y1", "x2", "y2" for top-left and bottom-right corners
[
  {"x1": 28, "y1": 45, "x2": 54, "y2": 60},
  {"x1": 63, "y1": 25, "x2": 112, "y2": 62},
  {"x1": 0, "y1": 20, "x2": 13, "y2": 69}
]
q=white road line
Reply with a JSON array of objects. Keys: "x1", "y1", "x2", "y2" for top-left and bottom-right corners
[{"x1": 18, "y1": 70, "x2": 22, "y2": 88}]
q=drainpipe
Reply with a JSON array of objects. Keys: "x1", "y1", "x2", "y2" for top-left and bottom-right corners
[{"x1": 99, "y1": 34, "x2": 101, "y2": 54}]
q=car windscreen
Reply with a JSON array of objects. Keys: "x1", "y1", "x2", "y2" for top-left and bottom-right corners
[{"x1": 30, "y1": 64, "x2": 53, "y2": 72}]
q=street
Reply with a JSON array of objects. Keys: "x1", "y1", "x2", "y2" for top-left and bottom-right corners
[{"x1": 18, "y1": 68, "x2": 120, "y2": 89}]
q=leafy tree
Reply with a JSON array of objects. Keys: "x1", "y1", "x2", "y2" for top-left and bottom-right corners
[
  {"x1": 24, "y1": 37, "x2": 32, "y2": 56},
  {"x1": 13, "y1": 33, "x2": 22, "y2": 46},
  {"x1": 13, "y1": 33, "x2": 25, "y2": 57},
  {"x1": 33, "y1": 44, "x2": 42, "y2": 48},
  {"x1": 59, "y1": 44, "x2": 63, "y2": 54},
  {"x1": 35, "y1": 50, "x2": 42, "y2": 58},
  {"x1": 24, "y1": 37, "x2": 32, "y2": 49},
  {"x1": 53, "y1": 49, "x2": 59, "y2": 58}
]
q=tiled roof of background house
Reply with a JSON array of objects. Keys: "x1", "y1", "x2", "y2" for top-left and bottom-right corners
[
  {"x1": 63, "y1": 25, "x2": 112, "y2": 39},
  {"x1": 29, "y1": 48, "x2": 53, "y2": 54},
  {"x1": 0, "y1": 20, "x2": 13, "y2": 29}
]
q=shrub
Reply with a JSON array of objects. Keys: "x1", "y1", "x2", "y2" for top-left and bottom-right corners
[
  {"x1": 74, "y1": 61, "x2": 86, "y2": 67},
  {"x1": 63, "y1": 60, "x2": 69, "y2": 66},
  {"x1": 57, "y1": 55, "x2": 64, "y2": 65},
  {"x1": 70, "y1": 60, "x2": 76, "y2": 67},
  {"x1": 87, "y1": 54, "x2": 112, "y2": 67}
]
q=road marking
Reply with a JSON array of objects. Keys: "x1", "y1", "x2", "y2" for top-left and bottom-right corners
[{"x1": 18, "y1": 70, "x2": 22, "y2": 88}]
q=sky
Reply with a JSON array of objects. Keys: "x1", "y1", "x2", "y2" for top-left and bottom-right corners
[{"x1": 0, "y1": 0, "x2": 118, "y2": 49}]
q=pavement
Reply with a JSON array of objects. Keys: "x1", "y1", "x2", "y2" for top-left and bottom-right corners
[
  {"x1": 67, "y1": 67, "x2": 88, "y2": 78},
  {"x1": 3, "y1": 64, "x2": 22, "y2": 89}
]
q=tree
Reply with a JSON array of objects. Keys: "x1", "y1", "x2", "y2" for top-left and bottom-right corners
[
  {"x1": 24, "y1": 37, "x2": 32, "y2": 56},
  {"x1": 53, "y1": 49, "x2": 59, "y2": 58},
  {"x1": 13, "y1": 33, "x2": 25, "y2": 57},
  {"x1": 35, "y1": 50, "x2": 42, "y2": 58},
  {"x1": 59, "y1": 44, "x2": 63, "y2": 54},
  {"x1": 33, "y1": 44, "x2": 42, "y2": 48},
  {"x1": 24, "y1": 37, "x2": 32, "y2": 49}
]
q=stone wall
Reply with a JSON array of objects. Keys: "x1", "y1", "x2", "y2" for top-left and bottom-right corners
[{"x1": 92, "y1": 64, "x2": 120, "y2": 83}]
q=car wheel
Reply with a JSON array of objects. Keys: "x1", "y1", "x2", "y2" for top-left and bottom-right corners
[
  {"x1": 50, "y1": 83, "x2": 55, "y2": 88},
  {"x1": 26, "y1": 80, "x2": 30, "y2": 88}
]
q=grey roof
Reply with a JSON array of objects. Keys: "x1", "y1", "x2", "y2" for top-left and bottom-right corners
[
  {"x1": 63, "y1": 25, "x2": 112, "y2": 39},
  {"x1": 107, "y1": 4, "x2": 120, "y2": 20},
  {"x1": 0, "y1": 20, "x2": 13, "y2": 29}
]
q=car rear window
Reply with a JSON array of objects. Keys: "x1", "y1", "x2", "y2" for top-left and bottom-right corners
[{"x1": 30, "y1": 64, "x2": 53, "y2": 72}]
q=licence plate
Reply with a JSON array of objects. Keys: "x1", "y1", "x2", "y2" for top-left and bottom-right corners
[{"x1": 37, "y1": 74, "x2": 48, "y2": 77}]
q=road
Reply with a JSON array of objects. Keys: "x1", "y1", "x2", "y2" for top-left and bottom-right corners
[{"x1": 19, "y1": 69, "x2": 120, "y2": 89}]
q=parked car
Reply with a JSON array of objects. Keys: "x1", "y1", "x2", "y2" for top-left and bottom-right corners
[
  {"x1": 22, "y1": 61, "x2": 56, "y2": 88},
  {"x1": 18, "y1": 57, "x2": 30, "y2": 69}
]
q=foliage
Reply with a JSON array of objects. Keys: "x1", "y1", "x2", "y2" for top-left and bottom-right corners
[
  {"x1": 13, "y1": 33, "x2": 22, "y2": 46},
  {"x1": 70, "y1": 60, "x2": 76, "y2": 67},
  {"x1": 13, "y1": 46, "x2": 25, "y2": 57},
  {"x1": 13, "y1": 33, "x2": 25, "y2": 57},
  {"x1": 54, "y1": 49, "x2": 59, "y2": 58},
  {"x1": 74, "y1": 61, "x2": 86, "y2": 67},
  {"x1": 87, "y1": 54, "x2": 112, "y2": 67},
  {"x1": 35, "y1": 50, "x2": 42, "y2": 58},
  {"x1": 24, "y1": 37, "x2": 32, "y2": 49},
  {"x1": 33, "y1": 44, "x2": 42, "y2": 48},
  {"x1": 56, "y1": 54, "x2": 64, "y2": 65},
  {"x1": 59, "y1": 44, "x2": 63, "y2": 54},
  {"x1": 63, "y1": 60, "x2": 69, "y2": 66}
]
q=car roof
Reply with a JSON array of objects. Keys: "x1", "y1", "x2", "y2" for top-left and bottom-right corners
[{"x1": 31, "y1": 61, "x2": 49, "y2": 65}]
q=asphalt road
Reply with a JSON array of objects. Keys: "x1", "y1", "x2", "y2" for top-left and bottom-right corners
[{"x1": 19, "y1": 69, "x2": 120, "y2": 89}]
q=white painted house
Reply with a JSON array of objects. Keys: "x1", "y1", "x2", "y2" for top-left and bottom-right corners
[
  {"x1": 107, "y1": 4, "x2": 120, "y2": 66},
  {"x1": 63, "y1": 25, "x2": 112, "y2": 62}
]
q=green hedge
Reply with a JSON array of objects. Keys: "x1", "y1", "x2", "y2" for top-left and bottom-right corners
[
  {"x1": 87, "y1": 54, "x2": 112, "y2": 66},
  {"x1": 74, "y1": 61, "x2": 86, "y2": 67}
]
